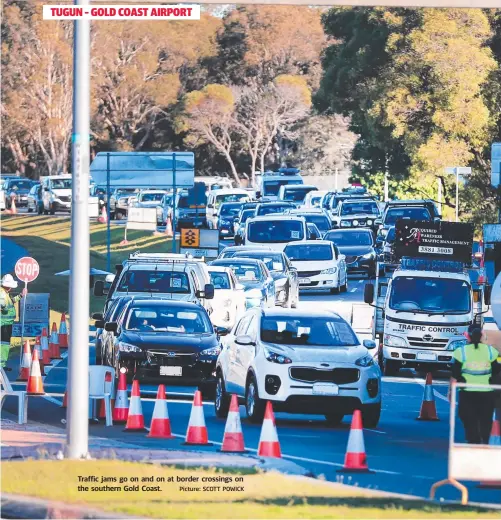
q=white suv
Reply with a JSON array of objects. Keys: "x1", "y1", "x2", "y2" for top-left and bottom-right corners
[
  {"x1": 215, "y1": 308, "x2": 381, "y2": 427},
  {"x1": 245, "y1": 215, "x2": 309, "y2": 251}
]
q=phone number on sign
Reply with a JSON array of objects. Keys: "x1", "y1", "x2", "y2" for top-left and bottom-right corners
[{"x1": 418, "y1": 246, "x2": 453, "y2": 255}]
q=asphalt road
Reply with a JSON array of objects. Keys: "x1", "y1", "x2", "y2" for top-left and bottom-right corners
[{"x1": 2, "y1": 212, "x2": 500, "y2": 505}]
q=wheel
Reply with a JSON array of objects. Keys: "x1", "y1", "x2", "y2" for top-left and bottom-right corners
[
  {"x1": 49, "y1": 203, "x2": 55, "y2": 215},
  {"x1": 325, "y1": 412, "x2": 344, "y2": 426},
  {"x1": 383, "y1": 359, "x2": 399, "y2": 376},
  {"x1": 27, "y1": 206, "x2": 33, "y2": 213},
  {"x1": 116, "y1": 210, "x2": 125, "y2": 220},
  {"x1": 340, "y1": 275, "x2": 348, "y2": 293},
  {"x1": 37, "y1": 204, "x2": 43, "y2": 215},
  {"x1": 362, "y1": 402, "x2": 381, "y2": 428},
  {"x1": 330, "y1": 285, "x2": 340, "y2": 295},
  {"x1": 214, "y1": 372, "x2": 231, "y2": 419},
  {"x1": 291, "y1": 288, "x2": 299, "y2": 308},
  {"x1": 245, "y1": 374, "x2": 266, "y2": 423}
]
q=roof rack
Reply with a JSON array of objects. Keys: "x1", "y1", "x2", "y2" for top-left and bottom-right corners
[{"x1": 126, "y1": 251, "x2": 205, "y2": 264}]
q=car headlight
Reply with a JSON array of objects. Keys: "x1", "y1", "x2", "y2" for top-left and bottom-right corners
[
  {"x1": 367, "y1": 219, "x2": 373, "y2": 225},
  {"x1": 353, "y1": 220, "x2": 359, "y2": 226},
  {"x1": 264, "y1": 347, "x2": 292, "y2": 364},
  {"x1": 221, "y1": 219, "x2": 231, "y2": 225},
  {"x1": 355, "y1": 354, "x2": 374, "y2": 367},
  {"x1": 223, "y1": 299, "x2": 232, "y2": 308},
  {"x1": 448, "y1": 339, "x2": 467, "y2": 351},
  {"x1": 384, "y1": 334, "x2": 407, "y2": 347},
  {"x1": 340, "y1": 221, "x2": 351, "y2": 227},
  {"x1": 118, "y1": 342, "x2": 142, "y2": 353},
  {"x1": 245, "y1": 289, "x2": 263, "y2": 299},
  {"x1": 201, "y1": 346, "x2": 221, "y2": 357},
  {"x1": 362, "y1": 252, "x2": 374, "y2": 259},
  {"x1": 321, "y1": 267, "x2": 338, "y2": 274}
]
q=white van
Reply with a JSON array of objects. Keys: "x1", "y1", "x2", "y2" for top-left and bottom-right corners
[
  {"x1": 206, "y1": 188, "x2": 251, "y2": 228},
  {"x1": 41, "y1": 174, "x2": 72, "y2": 214},
  {"x1": 244, "y1": 215, "x2": 309, "y2": 252}
]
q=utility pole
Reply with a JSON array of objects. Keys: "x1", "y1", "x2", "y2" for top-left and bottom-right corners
[
  {"x1": 437, "y1": 177, "x2": 442, "y2": 217},
  {"x1": 67, "y1": 0, "x2": 90, "y2": 459},
  {"x1": 455, "y1": 168, "x2": 459, "y2": 223},
  {"x1": 335, "y1": 168, "x2": 338, "y2": 191}
]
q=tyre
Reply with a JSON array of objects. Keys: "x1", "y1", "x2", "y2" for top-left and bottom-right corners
[
  {"x1": 214, "y1": 372, "x2": 230, "y2": 419},
  {"x1": 383, "y1": 359, "x2": 399, "y2": 376},
  {"x1": 340, "y1": 275, "x2": 348, "y2": 293},
  {"x1": 325, "y1": 412, "x2": 344, "y2": 426},
  {"x1": 362, "y1": 402, "x2": 381, "y2": 428},
  {"x1": 291, "y1": 289, "x2": 299, "y2": 308},
  {"x1": 330, "y1": 285, "x2": 340, "y2": 295},
  {"x1": 49, "y1": 203, "x2": 55, "y2": 215},
  {"x1": 27, "y1": 205, "x2": 33, "y2": 213},
  {"x1": 116, "y1": 210, "x2": 125, "y2": 220},
  {"x1": 37, "y1": 204, "x2": 43, "y2": 215},
  {"x1": 245, "y1": 374, "x2": 266, "y2": 423}
]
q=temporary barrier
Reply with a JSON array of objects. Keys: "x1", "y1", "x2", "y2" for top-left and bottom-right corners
[{"x1": 430, "y1": 382, "x2": 501, "y2": 505}]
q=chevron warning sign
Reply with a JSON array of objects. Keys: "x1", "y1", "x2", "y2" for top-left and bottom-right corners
[{"x1": 181, "y1": 228, "x2": 200, "y2": 247}]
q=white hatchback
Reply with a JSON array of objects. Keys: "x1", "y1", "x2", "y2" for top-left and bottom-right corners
[
  {"x1": 284, "y1": 240, "x2": 348, "y2": 294},
  {"x1": 215, "y1": 308, "x2": 381, "y2": 427}
]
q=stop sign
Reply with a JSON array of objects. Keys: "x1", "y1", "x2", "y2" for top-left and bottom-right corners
[{"x1": 15, "y1": 257, "x2": 40, "y2": 283}]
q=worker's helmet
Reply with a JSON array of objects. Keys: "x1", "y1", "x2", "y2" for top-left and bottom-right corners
[{"x1": 1, "y1": 274, "x2": 18, "y2": 289}]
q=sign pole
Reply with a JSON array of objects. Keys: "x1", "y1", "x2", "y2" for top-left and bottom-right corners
[
  {"x1": 19, "y1": 281, "x2": 27, "y2": 366},
  {"x1": 455, "y1": 168, "x2": 459, "y2": 223},
  {"x1": 67, "y1": 0, "x2": 90, "y2": 459},
  {"x1": 106, "y1": 152, "x2": 111, "y2": 273},
  {"x1": 172, "y1": 152, "x2": 177, "y2": 253}
]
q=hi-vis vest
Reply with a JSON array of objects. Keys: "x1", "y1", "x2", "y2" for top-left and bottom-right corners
[
  {"x1": 453, "y1": 343, "x2": 498, "y2": 392},
  {"x1": 0, "y1": 287, "x2": 20, "y2": 326}
]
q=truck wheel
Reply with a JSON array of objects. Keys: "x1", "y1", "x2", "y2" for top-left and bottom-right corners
[
  {"x1": 214, "y1": 373, "x2": 230, "y2": 419},
  {"x1": 362, "y1": 402, "x2": 381, "y2": 428},
  {"x1": 383, "y1": 359, "x2": 399, "y2": 376},
  {"x1": 325, "y1": 412, "x2": 344, "y2": 426}
]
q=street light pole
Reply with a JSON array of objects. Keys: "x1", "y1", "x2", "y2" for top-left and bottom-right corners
[
  {"x1": 455, "y1": 167, "x2": 459, "y2": 223},
  {"x1": 67, "y1": 0, "x2": 90, "y2": 459}
]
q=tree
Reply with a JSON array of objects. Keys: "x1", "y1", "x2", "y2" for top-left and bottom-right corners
[{"x1": 177, "y1": 84, "x2": 241, "y2": 184}]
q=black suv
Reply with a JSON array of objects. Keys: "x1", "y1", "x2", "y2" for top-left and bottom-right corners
[{"x1": 331, "y1": 198, "x2": 381, "y2": 231}]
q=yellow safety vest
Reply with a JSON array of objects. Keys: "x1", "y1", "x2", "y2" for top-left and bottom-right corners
[
  {"x1": 0, "y1": 287, "x2": 20, "y2": 326},
  {"x1": 453, "y1": 343, "x2": 497, "y2": 392}
]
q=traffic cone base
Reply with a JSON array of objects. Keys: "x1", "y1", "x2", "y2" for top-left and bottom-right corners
[
  {"x1": 148, "y1": 385, "x2": 175, "y2": 439},
  {"x1": 337, "y1": 410, "x2": 374, "y2": 473},
  {"x1": 417, "y1": 373, "x2": 439, "y2": 421},
  {"x1": 124, "y1": 380, "x2": 146, "y2": 432},
  {"x1": 257, "y1": 402, "x2": 282, "y2": 458},
  {"x1": 184, "y1": 390, "x2": 212, "y2": 445}
]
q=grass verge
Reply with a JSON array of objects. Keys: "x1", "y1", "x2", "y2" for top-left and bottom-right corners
[
  {"x1": 1, "y1": 461, "x2": 498, "y2": 519},
  {"x1": 1, "y1": 215, "x2": 175, "y2": 316}
]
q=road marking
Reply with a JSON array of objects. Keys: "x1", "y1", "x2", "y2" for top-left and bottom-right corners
[
  {"x1": 350, "y1": 288, "x2": 357, "y2": 292},
  {"x1": 365, "y1": 429, "x2": 386, "y2": 435}
]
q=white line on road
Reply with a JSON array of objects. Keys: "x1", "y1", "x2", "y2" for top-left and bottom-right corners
[{"x1": 350, "y1": 288, "x2": 357, "y2": 292}]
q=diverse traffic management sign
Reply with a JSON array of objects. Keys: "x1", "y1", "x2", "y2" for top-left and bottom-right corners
[{"x1": 180, "y1": 229, "x2": 219, "y2": 259}]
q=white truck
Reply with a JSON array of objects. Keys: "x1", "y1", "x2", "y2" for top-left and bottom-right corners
[{"x1": 364, "y1": 220, "x2": 489, "y2": 376}]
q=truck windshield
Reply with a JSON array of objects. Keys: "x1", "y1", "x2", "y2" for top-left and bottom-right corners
[
  {"x1": 248, "y1": 220, "x2": 304, "y2": 243},
  {"x1": 389, "y1": 277, "x2": 471, "y2": 314},
  {"x1": 263, "y1": 179, "x2": 302, "y2": 196},
  {"x1": 282, "y1": 187, "x2": 317, "y2": 203},
  {"x1": 385, "y1": 207, "x2": 431, "y2": 225}
]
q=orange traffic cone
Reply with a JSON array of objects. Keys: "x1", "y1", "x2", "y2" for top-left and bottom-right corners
[
  {"x1": 113, "y1": 371, "x2": 129, "y2": 423},
  {"x1": 33, "y1": 337, "x2": 45, "y2": 376},
  {"x1": 220, "y1": 394, "x2": 246, "y2": 453},
  {"x1": 147, "y1": 385, "x2": 175, "y2": 439},
  {"x1": 98, "y1": 372, "x2": 115, "y2": 419},
  {"x1": 417, "y1": 373, "x2": 439, "y2": 421},
  {"x1": 40, "y1": 328, "x2": 51, "y2": 365},
  {"x1": 17, "y1": 340, "x2": 32, "y2": 381},
  {"x1": 165, "y1": 215, "x2": 173, "y2": 238},
  {"x1": 337, "y1": 410, "x2": 374, "y2": 473},
  {"x1": 49, "y1": 322, "x2": 62, "y2": 360},
  {"x1": 489, "y1": 408, "x2": 500, "y2": 446},
  {"x1": 58, "y1": 312, "x2": 69, "y2": 348},
  {"x1": 257, "y1": 402, "x2": 281, "y2": 458},
  {"x1": 98, "y1": 205, "x2": 108, "y2": 224},
  {"x1": 184, "y1": 390, "x2": 211, "y2": 445},
  {"x1": 124, "y1": 380, "x2": 146, "y2": 432},
  {"x1": 10, "y1": 195, "x2": 17, "y2": 215},
  {"x1": 62, "y1": 389, "x2": 68, "y2": 408},
  {"x1": 26, "y1": 348, "x2": 44, "y2": 395}
]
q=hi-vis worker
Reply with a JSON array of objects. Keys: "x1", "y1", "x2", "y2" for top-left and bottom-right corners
[
  {"x1": 0, "y1": 274, "x2": 26, "y2": 370},
  {"x1": 451, "y1": 323, "x2": 501, "y2": 444}
]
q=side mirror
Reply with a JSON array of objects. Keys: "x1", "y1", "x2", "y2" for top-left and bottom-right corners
[
  {"x1": 256, "y1": 191, "x2": 262, "y2": 199},
  {"x1": 374, "y1": 218, "x2": 382, "y2": 225},
  {"x1": 235, "y1": 334, "x2": 254, "y2": 346},
  {"x1": 484, "y1": 285, "x2": 492, "y2": 306},
  {"x1": 363, "y1": 339, "x2": 377, "y2": 350},
  {"x1": 94, "y1": 280, "x2": 105, "y2": 297},
  {"x1": 92, "y1": 312, "x2": 104, "y2": 320},
  {"x1": 207, "y1": 203, "x2": 214, "y2": 209},
  {"x1": 215, "y1": 326, "x2": 230, "y2": 337},
  {"x1": 197, "y1": 283, "x2": 215, "y2": 300},
  {"x1": 433, "y1": 216, "x2": 440, "y2": 223},
  {"x1": 95, "y1": 320, "x2": 105, "y2": 329},
  {"x1": 44, "y1": 187, "x2": 50, "y2": 192},
  {"x1": 364, "y1": 283, "x2": 375, "y2": 304},
  {"x1": 104, "y1": 322, "x2": 118, "y2": 334},
  {"x1": 105, "y1": 274, "x2": 115, "y2": 284}
]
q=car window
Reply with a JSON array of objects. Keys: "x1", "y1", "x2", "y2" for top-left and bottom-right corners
[
  {"x1": 246, "y1": 315, "x2": 258, "y2": 340},
  {"x1": 234, "y1": 314, "x2": 252, "y2": 336},
  {"x1": 285, "y1": 244, "x2": 333, "y2": 261},
  {"x1": 117, "y1": 270, "x2": 191, "y2": 294},
  {"x1": 125, "y1": 305, "x2": 213, "y2": 333},
  {"x1": 210, "y1": 271, "x2": 231, "y2": 289}
]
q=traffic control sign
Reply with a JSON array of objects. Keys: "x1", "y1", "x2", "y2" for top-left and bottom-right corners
[
  {"x1": 15, "y1": 257, "x2": 40, "y2": 283},
  {"x1": 181, "y1": 228, "x2": 200, "y2": 247}
]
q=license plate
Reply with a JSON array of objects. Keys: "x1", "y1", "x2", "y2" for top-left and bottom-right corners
[
  {"x1": 160, "y1": 366, "x2": 182, "y2": 376},
  {"x1": 417, "y1": 352, "x2": 437, "y2": 361},
  {"x1": 299, "y1": 278, "x2": 311, "y2": 284},
  {"x1": 312, "y1": 383, "x2": 339, "y2": 396},
  {"x1": 21, "y1": 197, "x2": 27, "y2": 200}
]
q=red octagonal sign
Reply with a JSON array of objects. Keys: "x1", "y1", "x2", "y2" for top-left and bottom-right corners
[{"x1": 15, "y1": 256, "x2": 40, "y2": 283}]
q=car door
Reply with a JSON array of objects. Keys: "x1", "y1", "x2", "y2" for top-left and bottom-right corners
[
  {"x1": 261, "y1": 263, "x2": 275, "y2": 306},
  {"x1": 225, "y1": 313, "x2": 252, "y2": 394},
  {"x1": 334, "y1": 244, "x2": 346, "y2": 285},
  {"x1": 236, "y1": 313, "x2": 259, "y2": 392},
  {"x1": 285, "y1": 254, "x2": 298, "y2": 298},
  {"x1": 230, "y1": 270, "x2": 246, "y2": 318}
]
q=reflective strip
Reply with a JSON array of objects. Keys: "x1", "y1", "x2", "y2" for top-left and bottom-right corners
[
  {"x1": 460, "y1": 344, "x2": 466, "y2": 362},
  {"x1": 462, "y1": 368, "x2": 491, "y2": 376},
  {"x1": 488, "y1": 345, "x2": 497, "y2": 362}
]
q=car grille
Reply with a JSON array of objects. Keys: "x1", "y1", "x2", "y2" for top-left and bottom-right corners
[
  {"x1": 407, "y1": 337, "x2": 449, "y2": 349},
  {"x1": 345, "y1": 255, "x2": 359, "y2": 264},
  {"x1": 58, "y1": 196, "x2": 71, "y2": 202},
  {"x1": 146, "y1": 350, "x2": 197, "y2": 367},
  {"x1": 298, "y1": 270, "x2": 321, "y2": 278},
  {"x1": 289, "y1": 367, "x2": 360, "y2": 385}
]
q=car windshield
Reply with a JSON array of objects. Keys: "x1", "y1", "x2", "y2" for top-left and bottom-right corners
[
  {"x1": 310, "y1": 195, "x2": 322, "y2": 207},
  {"x1": 218, "y1": 263, "x2": 263, "y2": 282},
  {"x1": 389, "y1": 277, "x2": 471, "y2": 314},
  {"x1": 263, "y1": 179, "x2": 302, "y2": 196},
  {"x1": 385, "y1": 207, "x2": 431, "y2": 224},
  {"x1": 220, "y1": 203, "x2": 242, "y2": 216},
  {"x1": 240, "y1": 209, "x2": 255, "y2": 223},
  {"x1": 125, "y1": 305, "x2": 212, "y2": 334},
  {"x1": 302, "y1": 215, "x2": 330, "y2": 232},
  {"x1": 282, "y1": 187, "x2": 317, "y2": 202},
  {"x1": 116, "y1": 189, "x2": 136, "y2": 197},
  {"x1": 51, "y1": 179, "x2": 72, "y2": 189},
  {"x1": 8, "y1": 180, "x2": 32, "y2": 190},
  {"x1": 117, "y1": 271, "x2": 190, "y2": 294},
  {"x1": 140, "y1": 193, "x2": 164, "y2": 202},
  {"x1": 177, "y1": 194, "x2": 190, "y2": 208},
  {"x1": 324, "y1": 231, "x2": 373, "y2": 246},
  {"x1": 257, "y1": 204, "x2": 291, "y2": 216},
  {"x1": 386, "y1": 227, "x2": 396, "y2": 242},
  {"x1": 209, "y1": 271, "x2": 231, "y2": 289},
  {"x1": 234, "y1": 252, "x2": 284, "y2": 272},
  {"x1": 261, "y1": 316, "x2": 359, "y2": 346},
  {"x1": 285, "y1": 244, "x2": 333, "y2": 261},
  {"x1": 215, "y1": 193, "x2": 248, "y2": 207},
  {"x1": 248, "y1": 220, "x2": 304, "y2": 243},
  {"x1": 341, "y1": 202, "x2": 379, "y2": 216}
]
